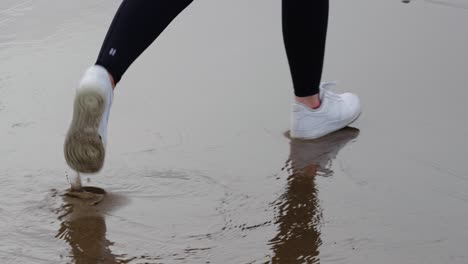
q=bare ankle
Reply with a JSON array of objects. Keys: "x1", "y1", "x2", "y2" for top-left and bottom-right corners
[
  {"x1": 295, "y1": 94, "x2": 321, "y2": 109},
  {"x1": 108, "y1": 73, "x2": 116, "y2": 89}
]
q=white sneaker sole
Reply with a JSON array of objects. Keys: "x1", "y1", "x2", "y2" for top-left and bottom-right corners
[
  {"x1": 292, "y1": 111, "x2": 361, "y2": 140},
  {"x1": 64, "y1": 89, "x2": 105, "y2": 173}
]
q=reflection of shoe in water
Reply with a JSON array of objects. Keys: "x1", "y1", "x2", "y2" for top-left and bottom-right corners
[
  {"x1": 64, "y1": 65, "x2": 113, "y2": 173},
  {"x1": 289, "y1": 127, "x2": 360, "y2": 174},
  {"x1": 290, "y1": 82, "x2": 361, "y2": 140}
]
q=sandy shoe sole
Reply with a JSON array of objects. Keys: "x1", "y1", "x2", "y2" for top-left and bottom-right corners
[{"x1": 64, "y1": 90, "x2": 105, "y2": 173}]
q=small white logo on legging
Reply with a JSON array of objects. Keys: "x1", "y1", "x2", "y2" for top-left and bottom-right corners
[{"x1": 109, "y1": 48, "x2": 117, "y2": 56}]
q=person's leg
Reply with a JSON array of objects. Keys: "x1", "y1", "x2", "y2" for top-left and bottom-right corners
[
  {"x1": 65, "y1": 0, "x2": 193, "y2": 173},
  {"x1": 284, "y1": 0, "x2": 361, "y2": 140},
  {"x1": 96, "y1": 0, "x2": 193, "y2": 85},
  {"x1": 282, "y1": 0, "x2": 328, "y2": 109}
]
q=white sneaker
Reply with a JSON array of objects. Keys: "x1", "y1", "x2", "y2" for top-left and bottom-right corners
[
  {"x1": 64, "y1": 65, "x2": 113, "y2": 173},
  {"x1": 290, "y1": 82, "x2": 361, "y2": 140}
]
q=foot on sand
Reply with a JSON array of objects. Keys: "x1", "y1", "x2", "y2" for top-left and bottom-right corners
[{"x1": 290, "y1": 82, "x2": 361, "y2": 140}]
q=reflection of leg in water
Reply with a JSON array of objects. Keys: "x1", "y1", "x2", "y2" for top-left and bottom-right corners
[
  {"x1": 270, "y1": 161, "x2": 321, "y2": 264},
  {"x1": 57, "y1": 215, "x2": 115, "y2": 264},
  {"x1": 269, "y1": 128, "x2": 359, "y2": 263},
  {"x1": 55, "y1": 191, "x2": 127, "y2": 264}
]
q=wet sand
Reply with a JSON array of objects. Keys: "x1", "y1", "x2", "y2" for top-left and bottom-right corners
[{"x1": 1, "y1": 0, "x2": 468, "y2": 263}]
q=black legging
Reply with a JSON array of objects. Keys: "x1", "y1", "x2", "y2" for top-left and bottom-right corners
[{"x1": 96, "y1": 0, "x2": 328, "y2": 97}]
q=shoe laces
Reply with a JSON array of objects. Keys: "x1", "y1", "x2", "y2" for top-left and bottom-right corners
[
  {"x1": 319, "y1": 81, "x2": 337, "y2": 91},
  {"x1": 320, "y1": 81, "x2": 341, "y2": 101}
]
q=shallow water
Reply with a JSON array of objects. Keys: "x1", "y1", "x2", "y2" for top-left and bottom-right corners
[{"x1": 1, "y1": 0, "x2": 468, "y2": 263}]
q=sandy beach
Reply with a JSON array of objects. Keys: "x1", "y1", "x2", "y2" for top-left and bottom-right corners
[{"x1": 1, "y1": 0, "x2": 468, "y2": 263}]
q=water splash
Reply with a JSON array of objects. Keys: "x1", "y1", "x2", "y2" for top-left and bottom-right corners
[{"x1": 69, "y1": 171, "x2": 82, "y2": 191}]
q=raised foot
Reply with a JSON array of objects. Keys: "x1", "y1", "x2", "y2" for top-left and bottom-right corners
[{"x1": 64, "y1": 90, "x2": 105, "y2": 173}]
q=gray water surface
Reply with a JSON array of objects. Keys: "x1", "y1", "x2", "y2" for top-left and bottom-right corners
[{"x1": 1, "y1": 0, "x2": 468, "y2": 263}]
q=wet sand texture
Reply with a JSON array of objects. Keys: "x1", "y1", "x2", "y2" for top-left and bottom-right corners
[{"x1": 1, "y1": 0, "x2": 468, "y2": 263}]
